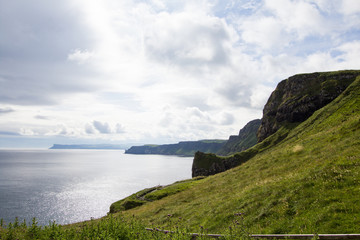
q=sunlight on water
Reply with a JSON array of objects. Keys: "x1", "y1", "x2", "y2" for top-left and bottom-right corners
[{"x1": 0, "y1": 149, "x2": 193, "y2": 225}]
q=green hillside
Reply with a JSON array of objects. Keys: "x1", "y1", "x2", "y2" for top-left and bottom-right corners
[
  {"x1": 125, "y1": 140, "x2": 226, "y2": 156},
  {"x1": 217, "y1": 119, "x2": 261, "y2": 156},
  {"x1": 116, "y1": 74, "x2": 360, "y2": 234}
]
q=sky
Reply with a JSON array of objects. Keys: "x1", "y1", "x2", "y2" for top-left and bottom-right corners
[{"x1": 0, "y1": 0, "x2": 359, "y2": 148}]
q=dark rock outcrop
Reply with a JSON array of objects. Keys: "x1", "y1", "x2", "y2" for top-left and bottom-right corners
[
  {"x1": 257, "y1": 70, "x2": 360, "y2": 142},
  {"x1": 192, "y1": 149, "x2": 257, "y2": 177},
  {"x1": 217, "y1": 119, "x2": 261, "y2": 156}
]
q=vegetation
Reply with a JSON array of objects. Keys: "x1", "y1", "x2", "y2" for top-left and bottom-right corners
[
  {"x1": 0, "y1": 215, "x2": 251, "y2": 239},
  {"x1": 0, "y1": 217, "x2": 152, "y2": 240},
  {"x1": 192, "y1": 121, "x2": 299, "y2": 177},
  {"x1": 110, "y1": 177, "x2": 205, "y2": 213},
  {"x1": 217, "y1": 119, "x2": 261, "y2": 156}
]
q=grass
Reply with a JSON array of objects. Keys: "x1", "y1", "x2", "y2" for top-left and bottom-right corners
[
  {"x1": 110, "y1": 177, "x2": 206, "y2": 213},
  {"x1": 192, "y1": 121, "x2": 299, "y2": 174},
  {"x1": 0, "y1": 216, "x2": 163, "y2": 239},
  {"x1": 0, "y1": 215, "x2": 252, "y2": 239}
]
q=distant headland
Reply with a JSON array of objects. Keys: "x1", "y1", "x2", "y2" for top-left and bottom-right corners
[{"x1": 49, "y1": 144, "x2": 128, "y2": 150}]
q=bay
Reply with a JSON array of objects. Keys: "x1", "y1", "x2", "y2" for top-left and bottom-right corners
[{"x1": 0, "y1": 149, "x2": 193, "y2": 225}]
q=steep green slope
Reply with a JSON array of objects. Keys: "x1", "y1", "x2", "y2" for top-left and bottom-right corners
[
  {"x1": 116, "y1": 75, "x2": 360, "y2": 234},
  {"x1": 109, "y1": 177, "x2": 205, "y2": 213},
  {"x1": 217, "y1": 119, "x2": 261, "y2": 156}
]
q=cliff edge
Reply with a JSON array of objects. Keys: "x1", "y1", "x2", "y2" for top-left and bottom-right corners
[
  {"x1": 257, "y1": 70, "x2": 360, "y2": 142},
  {"x1": 193, "y1": 70, "x2": 360, "y2": 177},
  {"x1": 217, "y1": 119, "x2": 261, "y2": 156}
]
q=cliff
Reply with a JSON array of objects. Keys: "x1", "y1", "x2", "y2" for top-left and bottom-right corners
[
  {"x1": 217, "y1": 119, "x2": 261, "y2": 156},
  {"x1": 193, "y1": 70, "x2": 360, "y2": 177},
  {"x1": 125, "y1": 120, "x2": 260, "y2": 157},
  {"x1": 125, "y1": 140, "x2": 226, "y2": 157},
  {"x1": 257, "y1": 70, "x2": 360, "y2": 142}
]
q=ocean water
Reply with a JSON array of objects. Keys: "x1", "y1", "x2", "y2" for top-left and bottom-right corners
[{"x1": 0, "y1": 149, "x2": 193, "y2": 225}]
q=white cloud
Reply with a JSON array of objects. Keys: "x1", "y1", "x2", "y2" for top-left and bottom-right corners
[
  {"x1": 341, "y1": 0, "x2": 360, "y2": 15},
  {"x1": 116, "y1": 123, "x2": 125, "y2": 134},
  {"x1": 264, "y1": 0, "x2": 328, "y2": 39},
  {"x1": 240, "y1": 16, "x2": 287, "y2": 51},
  {"x1": 219, "y1": 112, "x2": 235, "y2": 125},
  {"x1": 143, "y1": 10, "x2": 234, "y2": 70},
  {"x1": 250, "y1": 84, "x2": 274, "y2": 109},
  {"x1": 0, "y1": 0, "x2": 359, "y2": 147},
  {"x1": 67, "y1": 49, "x2": 94, "y2": 64},
  {"x1": 335, "y1": 41, "x2": 360, "y2": 68}
]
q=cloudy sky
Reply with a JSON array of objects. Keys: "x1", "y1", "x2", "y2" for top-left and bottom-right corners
[{"x1": 0, "y1": 0, "x2": 359, "y2": 148}]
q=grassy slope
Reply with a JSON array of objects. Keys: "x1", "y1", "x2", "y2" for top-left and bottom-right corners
[
  {"x1": 109, "y1": 177, "x2": 205, "y2": 213},
  {"x1": 117, "y1": 76, "x2": 360, "y2": 234}
]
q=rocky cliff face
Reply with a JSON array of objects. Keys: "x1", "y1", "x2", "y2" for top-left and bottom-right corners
[
  {"x1": 217, "y1": 119, "x2": 261, "y2": 156},
  {"x1": 192, "y1": 148, "x2": 257, "y2": 177},
  {"x1": 192, "y1": 70, "x2": 360, "y2": 177},
  {"x1": 257, "y1": 70, "x2": 360, "y2": 142}
]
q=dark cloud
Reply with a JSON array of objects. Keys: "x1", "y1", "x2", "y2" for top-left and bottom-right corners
[
  {"x1": 0, "y1": 131, "x2": 20, "y2": 136},
  {"x1": 0, "y1": 64, "x2": 98, "y2": 106},
  {"x1": 34, "y1": 115, "x2": 49, "y2": 120},
  {"x1": 220, "y1": 113, "x2": 235, "y2": 125},
  {"x1": 0, "y1": 1, "x2": 91, "y2": 61},
  {"x1": 85, "y1": 124, "x2": 95, "y2": 134},
  {"x1": 93, "y1": 121, "x2": 111, "y2": 134},
  {"x1": 0, "y1": 107, "x2": 14, "y2": 114},
  {"x1": 0, "y1": 0, "x2": 96, "y2": 106},
  {"x1": 216, "y1": 82, "x2": 252, "y2": 107}
]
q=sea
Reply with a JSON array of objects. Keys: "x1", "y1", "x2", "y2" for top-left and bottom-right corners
[{"x1": 0, "y1": 149, "x2": 193, "y2": 226}]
